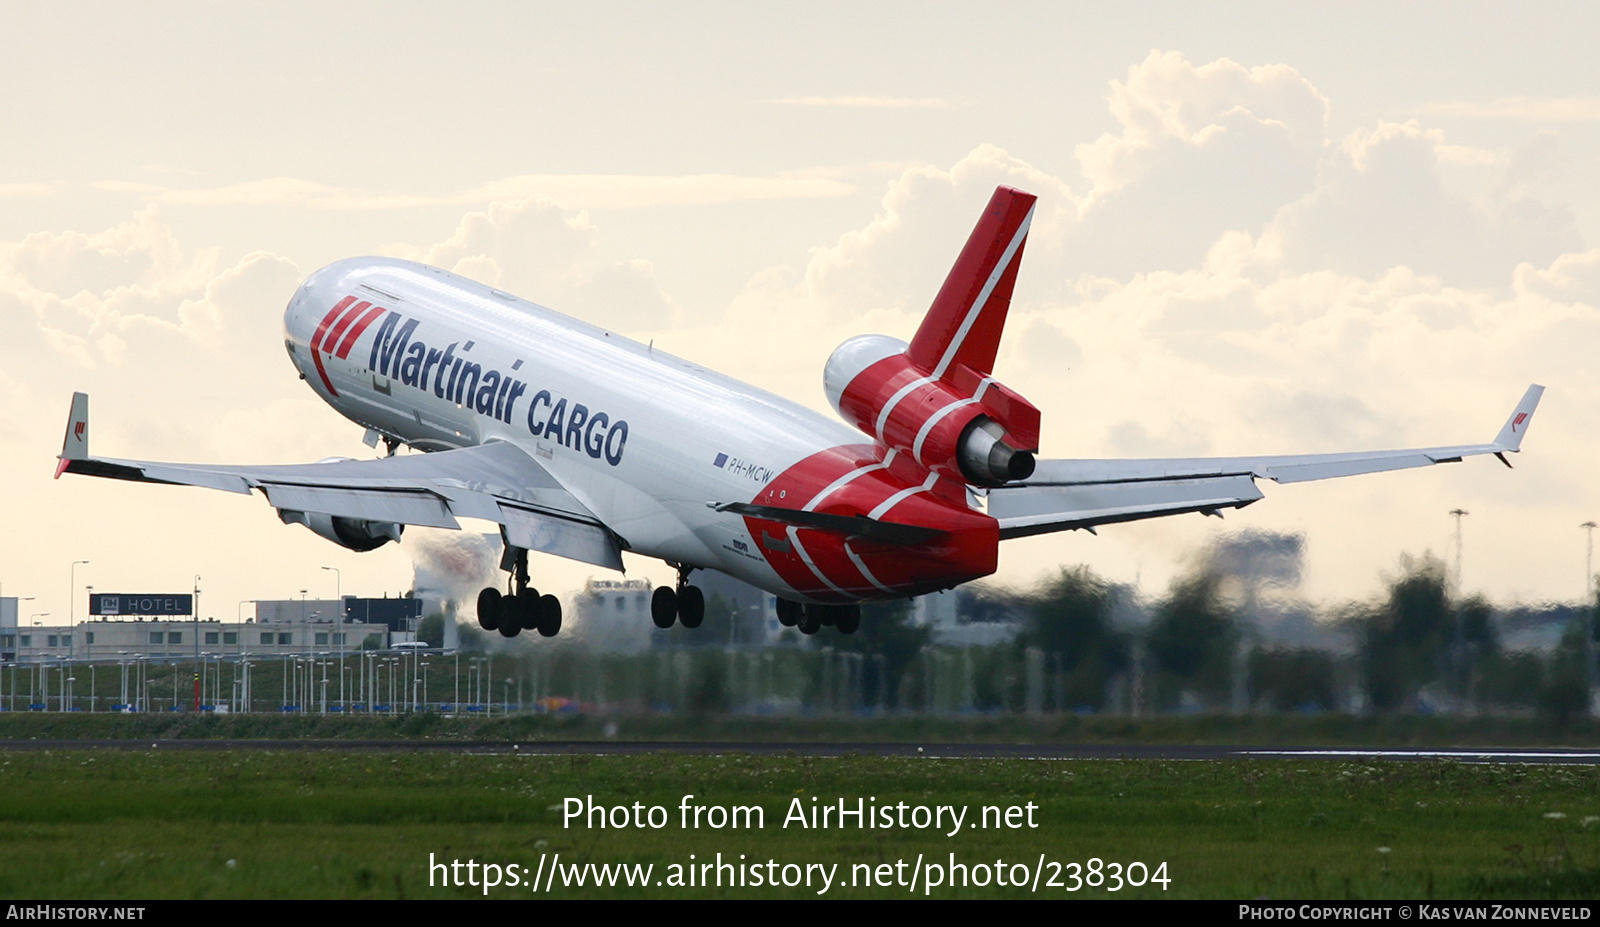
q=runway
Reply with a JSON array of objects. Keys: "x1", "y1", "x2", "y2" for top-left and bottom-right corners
[{"x1": 0, "y1": 740, "x2": 1597, "y2": 764}]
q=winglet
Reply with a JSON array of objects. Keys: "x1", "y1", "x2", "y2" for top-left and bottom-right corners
[
  {"x1": 1492, "y1": 384, "x2": 1544, "y2": 452},
  {"x1": 56, "y1": 392, "x2": 89, "y2": 478}
]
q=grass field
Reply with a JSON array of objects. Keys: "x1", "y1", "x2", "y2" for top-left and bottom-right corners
[
  {"x1": 0, "y1": 710, "x2": 1598, "y2": 747},
  {"x1": 0, "y1": 749, "x2": 1596, "y2": 899}
]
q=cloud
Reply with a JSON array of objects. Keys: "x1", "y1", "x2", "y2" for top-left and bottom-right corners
[
  {"x1": 402, "y1": 197, "x2": 678, "y2": 332},
  {"x1": 1254, "y1": 121, "x2": 1582, "y2": 286},
  {"x1": 1065, "y1": 51, "x2": 1331, "y2": 277},
  {"x1": 0, "y1": 208, "x2": 308, "y2": 452}
]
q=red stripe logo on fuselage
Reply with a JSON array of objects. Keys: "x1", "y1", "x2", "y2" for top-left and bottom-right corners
[{"x1": 307, "y1": 296, "x2": 390, "y2": 397}]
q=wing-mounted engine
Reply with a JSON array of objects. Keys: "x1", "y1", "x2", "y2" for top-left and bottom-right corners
[
  {"x1": 822, "y1": 186, "x2": 1043, "y2": 487},
  {"x1": 277, "y1": 509, "x2": 403, "y2": 552}
]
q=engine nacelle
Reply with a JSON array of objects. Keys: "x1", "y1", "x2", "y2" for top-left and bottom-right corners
[
  {"x1": 823, "y1": 334, "x2": 1041, "y2": 486},
  {"x1": 278, "y1": 509, "x2": 403, "y2": 552}
]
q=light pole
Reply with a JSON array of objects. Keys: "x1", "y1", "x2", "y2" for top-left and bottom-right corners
[
  {"x1": 1584, "y1": 521, "x2": 1598, "y2": 713},
  {"x1": 1448, "y1": 509, "x2": 1469, "y2": 596},
  {"x1": 323, "y1": 567, "x2": 345, "y2": 697},
  {"x1": 1445, "y1": 509, "x2": 1472, "y2": 713},
  {"x1": 69, "y1": 561, "x2": 89, "y2": 626},
  {"x1": 238, "y1": 600, "x2": 251, "y2": 665},
  {"x1": 193, "y1": 574, "x2": 201, "y2": 663},
  {"x1": 77, "y1": 587, "x2": 92, "y2": 663},
  {"x1": 1583, "y1": 522, "x2": 1596, "y2": 602}
]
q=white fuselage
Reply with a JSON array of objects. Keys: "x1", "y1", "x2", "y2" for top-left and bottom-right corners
[{"x1": 283, "y1": 257, "x2": 882, "y2": 599}]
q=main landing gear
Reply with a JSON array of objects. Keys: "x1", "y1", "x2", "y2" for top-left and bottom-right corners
[
  {"x1": 476, "y1": 547, "x2": 562, "y2": 639},
  {"x1": 775, "y1": 599, "x2": 861, "y2": 636},
  {"x1": 651, "y1": 563, "x2": 706, "y2": 630}
]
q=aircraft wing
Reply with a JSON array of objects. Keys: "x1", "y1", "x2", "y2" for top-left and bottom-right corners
[
  {"x1": 54, "y1": 392, "x2": 625, "y2": 570},
  {"x1": 987, "y1": 385, "x2": 1544, "y2": 539}
]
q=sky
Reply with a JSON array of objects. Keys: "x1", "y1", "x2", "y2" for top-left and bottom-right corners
[{"x1": 3, "y1": 1, "x2": 1600, "y2": 627}]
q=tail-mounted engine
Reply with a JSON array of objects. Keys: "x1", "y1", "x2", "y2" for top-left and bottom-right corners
[
  {"x1": 821, "y1": 186, "x2": 1044, "y2": 487},
  {"x1": 824, "y1": 335, "x2": 1039, "y2": 486},
  {"x1": 278, "y1": 509, "x2": 403, "y2": 552}
]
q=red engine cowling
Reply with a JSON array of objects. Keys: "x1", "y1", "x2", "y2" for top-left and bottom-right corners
[{"x1": 823, "y1": 333, "x2": 1041, "y2": 487}]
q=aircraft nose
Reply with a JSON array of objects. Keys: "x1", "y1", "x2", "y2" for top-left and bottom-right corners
[
  {"x1": 283, "y1": 281, "x2": 314, "y2": 346},
  {"x1": 282, "y1": 277, "x2": 324, "y2": 379}
]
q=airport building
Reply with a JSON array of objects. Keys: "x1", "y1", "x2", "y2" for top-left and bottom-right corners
[
  {"x1": 0, "y1": 595, "x2": 402, "y2": 663},
  {"x1": 571, "y1": 579, "x2": 655, "y2": 652}
]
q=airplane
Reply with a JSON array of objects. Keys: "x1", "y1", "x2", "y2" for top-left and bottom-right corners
[{"x1": 56, "y1": 186, "x2": 1544, "y2": 638}]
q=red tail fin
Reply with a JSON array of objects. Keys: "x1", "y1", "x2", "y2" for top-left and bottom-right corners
[{"x1": 906, "y1": 186, "x2": 1036, "y2": 379}]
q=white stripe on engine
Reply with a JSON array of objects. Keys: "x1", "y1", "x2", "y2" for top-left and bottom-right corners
[
  {"x1": 911, "y1": 398, "x2": 978, "y2": 462},
  {"x1": 873, "y1": 375, "x2": 935, "y2": 441}
]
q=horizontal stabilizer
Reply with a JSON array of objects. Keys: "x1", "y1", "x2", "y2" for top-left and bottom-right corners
[
  {"x1": 990, "y1": 475, "x2": 1263, "y2": 539},
  {"x1": 714, "y1": 502, "x2": 946, "y2": 546}
]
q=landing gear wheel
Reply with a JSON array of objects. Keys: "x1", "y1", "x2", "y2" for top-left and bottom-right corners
[
  {"x1": 797, "y1": 606, "x2": 822, "y2": 635},
  {"x1": 651, "y1": 586, "x2": 678, "y2": 629},
  {"x1": 498, "y1": 601, "x2": 522, "y2": 637},
  {"x1": 476, "y1": 588, "x2": 502, "y2": 631},
  {"x1": 677, "y1": 585, "x2": 705, "y2": 629},
  {"x1": 836, "y1": 606, "x2": 861, "y2": 635},
  {"x1": 536, "y1": 594, "x2": 562, "y2": 637},
  {"x1": 515, "y1": 588, "x2": 540, "y2": 631},
  {"x1": 776, "y1": 599, "x2": 800, "y2": 627}
]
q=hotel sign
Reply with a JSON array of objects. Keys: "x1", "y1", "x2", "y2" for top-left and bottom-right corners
[{"x1": 89, "y1": 593, "x2": 193, "y2": 617}]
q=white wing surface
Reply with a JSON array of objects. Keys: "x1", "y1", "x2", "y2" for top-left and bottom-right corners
[
  {"x1": 987, "y1": 385, "x2": 1543, "y2": 539},
  {"x1": 55, "y1": 392, "x2": 624, "y2": 569}
]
